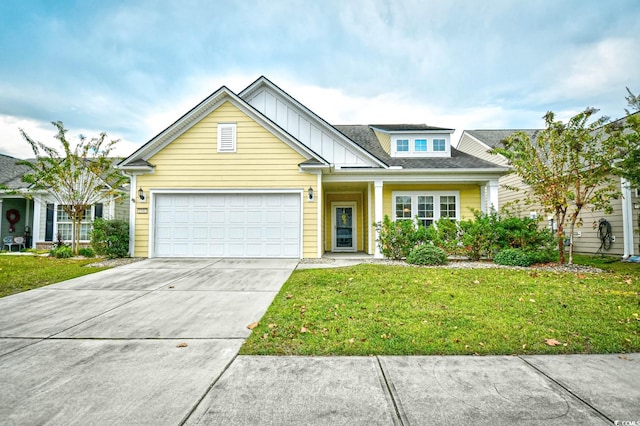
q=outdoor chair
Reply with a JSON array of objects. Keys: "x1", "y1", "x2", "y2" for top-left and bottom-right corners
[
  {"x1": 3, "y1": 236, "x2": 16, "y2": 251},
  {"x1": 13, "y1": 236, "x2": 26, "y2": 251}
]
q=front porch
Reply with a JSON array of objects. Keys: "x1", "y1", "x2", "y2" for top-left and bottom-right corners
[
  {"x1": 0, "y1": 197, "x2": 34, "y2": 250},
  {"x1": 319, "y1": 178, "x2": 499, "y2": 258}
]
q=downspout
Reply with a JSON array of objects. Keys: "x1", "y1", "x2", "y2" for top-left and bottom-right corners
[{"x1": 621, "y1": 177, "x2": 634, "y2": 258}]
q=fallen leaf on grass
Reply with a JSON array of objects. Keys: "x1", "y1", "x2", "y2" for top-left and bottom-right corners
[
  {"x1": 544, "y1": 338, "x2": 562, "y2": 346},
  {"x1": 176, "y1": 342, "x2": 188, "y2": 348},
  {"x1": 286, "y1": 294, "x2": 293, "y2": 299},
  {"x1": 300, "y1": 326, "x2": 308, "y2": 333},
  {"x1": 247, "y1": 321, "x2": 259, "y2": 330}
]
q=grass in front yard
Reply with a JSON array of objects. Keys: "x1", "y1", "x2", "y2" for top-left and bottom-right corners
[
  {"x1": 241, "y1": 263, "x2": 640, "y2": 356},
  {"x1": 0, "y1": 255, "x2": 108, "y2": 298}
]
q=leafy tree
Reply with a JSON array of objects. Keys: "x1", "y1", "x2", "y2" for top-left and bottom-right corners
[
  {"x1": 18, "y1": 121, "x2": 128, "y2": 254},
  {"x1": 613, "y1": 88, "x2": 640, "y2": 188},
  {"x1": 491, "y1": 108, "x2": 620, "y2": 264}
]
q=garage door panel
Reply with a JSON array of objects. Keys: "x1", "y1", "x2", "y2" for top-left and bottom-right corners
[{"x1": 154, "y1": 193, "x2": 300, "y2": 258}]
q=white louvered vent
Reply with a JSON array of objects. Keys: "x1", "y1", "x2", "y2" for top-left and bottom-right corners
[{"x1": 217, "y1": 123, "x2": 237, "y2": 152}]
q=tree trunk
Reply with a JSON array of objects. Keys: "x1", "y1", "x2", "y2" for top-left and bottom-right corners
[
  {"x1": 568, "y1": 220, "x2": 575, "y2": 265},
  {"x1": 557, "y1": 223, "x2": 565, "y2": 264}
]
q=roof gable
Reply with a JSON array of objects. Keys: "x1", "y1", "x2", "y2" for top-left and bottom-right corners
[
  {"x1": 119, "y1": 85, "x2": 327, "y2": 170},
  {"x1": 239, "y1": 76, "x2": 386, "y2": 168}
]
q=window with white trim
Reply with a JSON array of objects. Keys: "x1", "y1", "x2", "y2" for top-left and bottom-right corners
[
  {"x1": 433, "y1": 139, "x2": 446, "y2": 152},
  {"x1": 393, "y1": 191, "x2": 459, "y2": 227},
  {"x1": 415, "y1": 139, "x2": 427, "y2": 152},
  {"x1": 56, "y1": 206, "x2": 93, "y2": 241},
  {"x1": 217, "y1": 123, "x2": 237, "y2": 152},
  {"x1": 396, "y1": 139, "x2": 409, "y2": 152}
]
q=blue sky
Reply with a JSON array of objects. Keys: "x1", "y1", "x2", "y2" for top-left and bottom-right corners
[{"x1": 1, "y1": 0, "x2": 639, "y2": 158}]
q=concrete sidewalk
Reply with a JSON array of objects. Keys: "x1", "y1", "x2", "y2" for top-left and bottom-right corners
[
  {"x1": 0, "y1": 258, "x2": 638, "y2": 425},
  {"x1": 186, "y1": 354, "x2": 640, "y2": 425}
]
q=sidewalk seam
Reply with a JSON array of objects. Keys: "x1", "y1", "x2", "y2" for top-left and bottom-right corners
[
  {"x1": 518, "y1": 356, "x2": 614, "y2": 424},
  {"x1": 178, "y1": 353, "x2": 239, "y2": 426},
  {"x1": 376, "y1": 357, "x2": 407, "y2": 426}
]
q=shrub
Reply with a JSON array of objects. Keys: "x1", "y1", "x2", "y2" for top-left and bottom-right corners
[
  {"x1": 430, "y1": 218, "x2": 461, "y2": 255},
  {"x1": 374, "y1": 216, "x2": 420, "y2": 260},
  {"x1": 50, "y1": 245, "x2": 73, "y2": 259},
  {"x1": 526, "y1": 248, "x2": 557, "y2": 265},
  {"x1": 494, "y1": 248, "x2": 532, "y2": 267},
  {"x1": 78, "y1": 247, "x2": 95, "y2": 258},
  {"x1": 406, "y1": 245, "x2": 448, "y2": 265},
  {"x1": 90, "y1": 218, "x2": 129, "y2": 258},
  {"x1": 459, "y1": 210, "x2": 499, "y2": 260}
]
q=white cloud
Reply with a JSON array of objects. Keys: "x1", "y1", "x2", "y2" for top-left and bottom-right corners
[{"x1": 0, "y1": 115, "x2": 139, "y2": 159}]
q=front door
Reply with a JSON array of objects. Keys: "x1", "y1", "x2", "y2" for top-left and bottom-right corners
[{"x1": 332, "y1": 203, "x2": 356, "y2": 252}]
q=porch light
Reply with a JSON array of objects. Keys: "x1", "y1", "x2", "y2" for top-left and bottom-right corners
[
  {"x1": 138, "y1": 187, "x2": 146, "y2": 202},
  {"x1": 308, "y1": 186, "x2": 314, "y2": 202}
]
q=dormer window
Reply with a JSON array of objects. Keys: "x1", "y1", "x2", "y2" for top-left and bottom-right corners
[{"x1": 391, "y1": 135, "x2": 451, "y2": 157}]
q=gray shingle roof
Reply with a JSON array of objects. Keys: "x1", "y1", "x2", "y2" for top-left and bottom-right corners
[
  {"x1": 370, "y1": 124, "x2": 454, "y2": 132},
  {"x1": 335, "y1": 125, "x2": 504, "y2": 169},
  {"x1": 0, "y1": 154, "x2": 32, "y2": 189},
  {"x1": 465, "y1": 129, "x2": 541, "y2": 149}
]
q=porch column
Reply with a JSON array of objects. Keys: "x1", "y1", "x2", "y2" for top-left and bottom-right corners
[
  {"x1": 32, "y1": 195, "x2": 41, "y2": 247},
  {"x1": 480, "y1": 184, "x2": 487, "y2": 214},
  {"x1": 0, "y1": 199, "x2": 3, "y2": 233},
  {"x1": 374, "y1": 180, "x2": 383, "y2": 259},
  {"x1": 488, "y1": 179, "x2": 499, "y2": 213}
]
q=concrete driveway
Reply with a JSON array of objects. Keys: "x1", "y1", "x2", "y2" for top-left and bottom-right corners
[{"x1": 0, "y1": 258, "x2": 297, "y2": 425}]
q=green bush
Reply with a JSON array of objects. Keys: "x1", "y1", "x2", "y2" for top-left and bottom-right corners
[
  {"x1": 90, "y1": 218, "x2": 129, "y2": 258},
  {"x1": 50, "y1": 245, "x2": 73, "y2": 259},
  {"x1": 459, "y1": 210, "x2": 499, "y2": 260},
  {"x1": 526, "y1": 248, "x2": 557, "y2": 265},
  {"x1": 494, "y1": 248, "x2": 532, "y2": 267},
  {"x1": 430, "y1": 218, "x2": 461, "y2": 255},
  {"x1": 406, "y1": 245, "x2": 448, "y2": 265},
  {"x1": 78, "y1": 247, "x2": 95, "y2": 258},
  {"x1": 374, "y1": 216, "x2": 421, "y2": 260}
]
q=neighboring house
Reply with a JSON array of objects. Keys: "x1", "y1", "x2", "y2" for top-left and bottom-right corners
[
  {"x1": 457, "y1": 127, "x2": 639, "y2": 258},
  {"x1": 118, "y1": 76, "x2": 508, "y2": 259},
  {"x1": 0, "y1": 153, "x2": 129, "y2": 250}
]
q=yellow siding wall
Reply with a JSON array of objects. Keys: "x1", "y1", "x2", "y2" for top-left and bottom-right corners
[
  {"x1": 135, "y1": 101, "x2": 317, "y2": 257},
  {"x1": 382, "y1": 184, "x2": 481, "y2": 220},
  {"x1": 374, "y1": 130, "x2": 391, "y2": 154}
]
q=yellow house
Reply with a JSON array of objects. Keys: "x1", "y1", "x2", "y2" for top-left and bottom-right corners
[{"x1": 118, "y1": 77, "x2": 507, "y2": 259}]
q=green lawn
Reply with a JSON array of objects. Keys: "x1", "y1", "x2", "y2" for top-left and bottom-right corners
[
  {"x1": 241, "y1": 258, "x2": 640, "y2": 356},
  {"x1": 0, "y1": 255, "x2": 108, "y2": 298}
]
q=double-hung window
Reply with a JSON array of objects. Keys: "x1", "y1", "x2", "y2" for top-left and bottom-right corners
[
  {"x1": 56, "y1": 206, "x2": 92, "y2": 241},
  {"x1": 395, "y1": 195, "x2": 413, "y2": 219},
  {"x1": 393, "y1": 191, "x2": 459, "y2": 226}
]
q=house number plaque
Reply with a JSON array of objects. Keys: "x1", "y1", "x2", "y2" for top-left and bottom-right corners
[{"x1": 137, "y1": 208, "x2": 148, "y2": 214}]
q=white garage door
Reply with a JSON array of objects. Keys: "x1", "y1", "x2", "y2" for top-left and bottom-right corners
[{"x1": 154, "y1": 193, "x2": 301, "y2": 258}]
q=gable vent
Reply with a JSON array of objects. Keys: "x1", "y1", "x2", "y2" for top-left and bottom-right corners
[{"x1": 217, "y1": 123, "x2": 237, "y2": 152}]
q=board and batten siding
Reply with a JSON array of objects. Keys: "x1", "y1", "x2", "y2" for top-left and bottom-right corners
[
  {"x1": 134, "y1": 101, "x2": 318, "y2": 258},
  {"x1": 245, "y1": 88, "x2": 374, "y2": 167}
]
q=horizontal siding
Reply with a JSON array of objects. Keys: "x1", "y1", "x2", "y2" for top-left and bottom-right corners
[
  {"x1": 135, "y1": 101, "x2": 318, "y2": 258},
  {"x1": 499, "y1": 175, "x2": 636, "y2": 256},
  {"x1": 458, "y1": 134, "x2": 509, "y2": 166}
]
